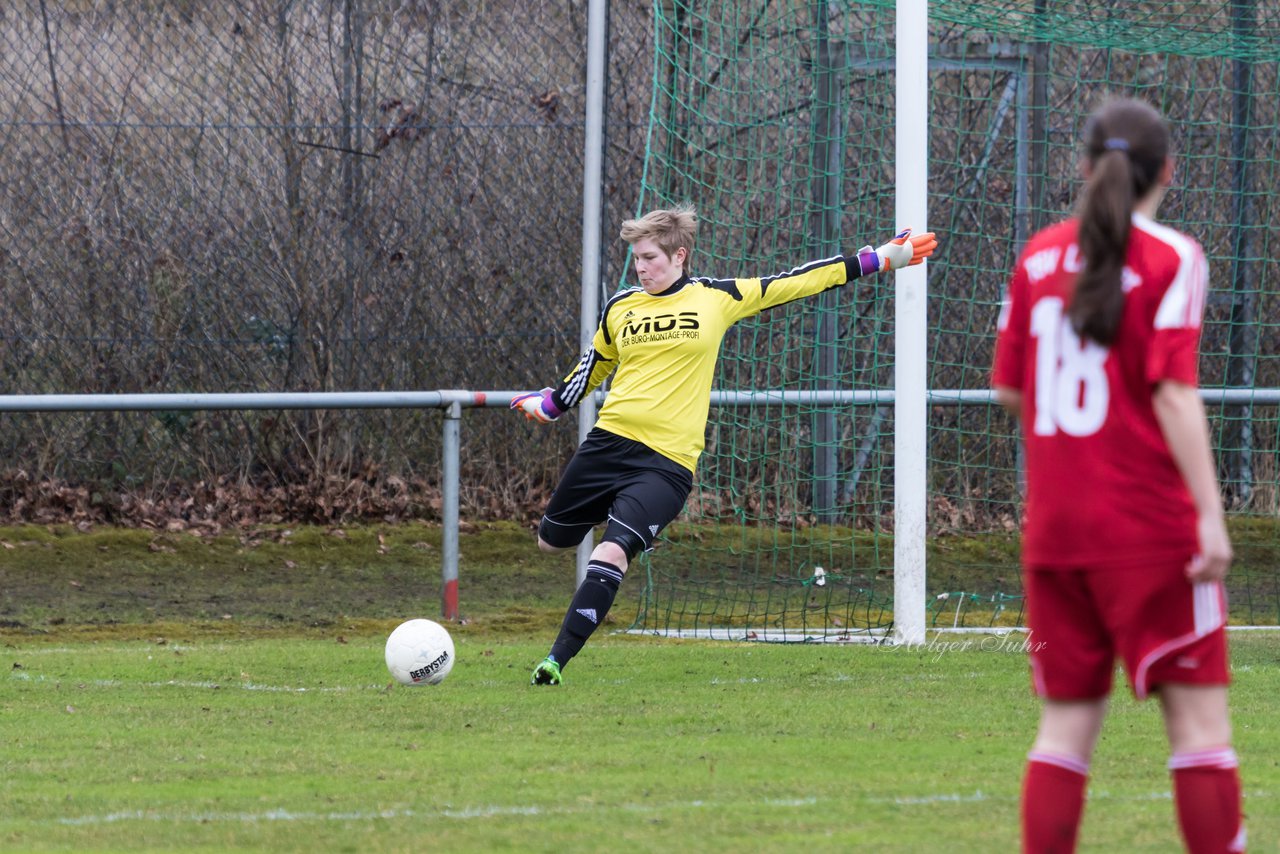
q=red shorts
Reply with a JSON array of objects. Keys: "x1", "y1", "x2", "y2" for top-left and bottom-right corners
[{"x1": 1024, "y1": 559, "x2": 1230, "y2": 701}]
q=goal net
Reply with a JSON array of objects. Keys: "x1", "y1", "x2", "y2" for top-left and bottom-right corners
[{"x1": 626, "y1": 0, "x2": 1280, "y2": 639}]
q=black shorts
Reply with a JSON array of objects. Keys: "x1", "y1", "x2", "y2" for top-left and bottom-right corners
[{"x1": 538, "y1": 427, "x2": 693, "y2": 553}]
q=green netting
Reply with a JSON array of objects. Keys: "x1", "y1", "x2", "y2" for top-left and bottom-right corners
[{"x1": 627, "y1": 0, "x2": 1280, "y2": 639}]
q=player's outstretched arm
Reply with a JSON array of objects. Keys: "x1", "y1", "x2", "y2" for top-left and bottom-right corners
[
  {"x1": 854, "y1": 228, "x2": 939, "y2": 276},
  {"x1": 510, "y1": 388, "x2": 564, "y2": 424},
  {"x1": 726, "y1": 228, "x2": 942, "y2": 318}
]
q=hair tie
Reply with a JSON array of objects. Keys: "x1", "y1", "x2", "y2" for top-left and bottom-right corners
[{"x1": 1103, "y1": 137, "x2": 1130, "y2": 152}]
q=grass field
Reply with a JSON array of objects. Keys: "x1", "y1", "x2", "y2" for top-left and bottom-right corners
[{"x1": 1, "y1": 524, "x2": 1276, "y2": 852}]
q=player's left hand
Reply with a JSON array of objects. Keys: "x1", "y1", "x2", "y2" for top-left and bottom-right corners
[
  {"x1": 1187, "y1": 513, "x2": 1232, "y2": 583},
  {"x1": 872, "y1": 228, "x2": 939, "y2": 271}
]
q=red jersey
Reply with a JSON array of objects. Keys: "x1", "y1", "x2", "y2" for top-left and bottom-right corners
[{"x1": 992, "y1": 213, "x2": 1207, "y2": 568}]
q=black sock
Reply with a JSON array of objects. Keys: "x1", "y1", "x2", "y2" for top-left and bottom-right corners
[{"x1": 548, "y1": 561, "x2": 623, "y2": 668}]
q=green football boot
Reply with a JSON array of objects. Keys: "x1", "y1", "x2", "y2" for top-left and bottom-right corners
[{"x1": 530, "y1": 656, "x2": 562, "y2": 686}]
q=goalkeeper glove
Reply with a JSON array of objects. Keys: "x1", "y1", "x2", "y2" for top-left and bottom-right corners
[
  {"x1": 510, "y1": 388, "x2": 563, "y2": 424},
  {"x1": 855, "y1": 228, "x2": 939, "y2": 275}
]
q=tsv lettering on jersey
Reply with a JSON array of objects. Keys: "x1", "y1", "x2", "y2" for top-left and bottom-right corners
[
  {"x1": 1025, "y1": 243, "x2": 1143, "y2": 292},
  {"x1": 1024, "y1": 248, "x2": 1061, "y2": 283},
  {"x1": 1063, "y1": 244, "x2": 1084, "y2": 274}
]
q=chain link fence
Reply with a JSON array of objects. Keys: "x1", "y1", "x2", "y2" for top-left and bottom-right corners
[{"x1": 0, "y1": 0, "x2": 652, "y2": 524}]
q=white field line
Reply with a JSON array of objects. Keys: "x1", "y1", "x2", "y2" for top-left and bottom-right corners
[
  {"x1": 9, "y1": 645, "x2": 227, "y2": 654},
  {"x1": 52, "y1": 798, "x2": 820, "y2": 827},
  {"x1": 628, "y1": 627, "x2": 1280, "y2": 643},
  {"x1": 45, "y1": 789, "x2": 1271, "y2": 828},
  {"x1": 7, "y1": 671, "x2": 379, "y2": 693},
  {"x1": 873, "y1": 788, "x2": 1270, "y2": 806},
  {"x1": 874, "y1": 791, "x2": 994, "y2": 805}
]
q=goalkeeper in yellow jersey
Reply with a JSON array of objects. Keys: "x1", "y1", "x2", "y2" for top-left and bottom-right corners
[{"x1": 511, "y1": 205, "x2": 937, "y2": 685}]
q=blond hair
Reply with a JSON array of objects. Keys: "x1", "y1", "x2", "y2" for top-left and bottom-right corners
[{"x1": 618, "y1": 205, "x2": 698, "y2": 267}]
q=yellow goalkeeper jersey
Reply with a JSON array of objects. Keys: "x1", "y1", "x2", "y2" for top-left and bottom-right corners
[{"x1": 549, "y1": 254, "x2": 860, "y2": 472}]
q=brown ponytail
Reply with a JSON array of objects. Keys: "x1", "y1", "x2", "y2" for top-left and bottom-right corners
[{"x1": 1071, "y1": 99, "x2": 1169, "y2": 345}]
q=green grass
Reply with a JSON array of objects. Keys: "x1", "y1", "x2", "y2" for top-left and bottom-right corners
[
  {"x1": 0, "y1": 522, "x2": 581, "y2": 636},
  {"x1": 2, "y1": 633, "x2": 1277, "y2": 852},
  {"x1": 0, "y1": 523, "x2": 1276, "y2": 851},
  {"x1": 3, "y1": 519, "x2": 1276, "y2": 637}
]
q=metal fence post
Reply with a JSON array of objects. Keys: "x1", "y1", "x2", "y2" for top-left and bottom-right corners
[
  {"x1": 441, "y1": 400, "x2": 462, "y2": 620},
  {"x1": 575, "y1": 0, "x2": 609, "y2": 590}
]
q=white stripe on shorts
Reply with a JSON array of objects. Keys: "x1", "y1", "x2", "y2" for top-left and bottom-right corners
[{"x1": 1133, "y1": 580, "x2": 1225, "y2": 700}]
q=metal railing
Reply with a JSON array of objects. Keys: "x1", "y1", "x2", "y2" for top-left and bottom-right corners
[{"x1": 1, "y1": 386, "x2": 1275, "y2": 621}]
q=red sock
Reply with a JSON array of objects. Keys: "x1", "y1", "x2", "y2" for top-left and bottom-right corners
[
  {"x1": 1022, "y1": 752, "x2": 1089, "y2": 853},
  {"x1": 1170, "y1": 748, "x2": 1245, "y2": 853}
]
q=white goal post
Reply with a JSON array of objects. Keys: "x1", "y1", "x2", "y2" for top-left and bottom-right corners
[{"x1": 894, "y1": 0, "x2": 930, "y2": 645}]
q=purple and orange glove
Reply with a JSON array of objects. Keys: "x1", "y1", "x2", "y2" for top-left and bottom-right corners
[
  {"x1": 510, "y1": 388, "x2": 563, "y2": 424},
  {"x1": 854, "y1": 228, "x2": 939, "y2": 276}
]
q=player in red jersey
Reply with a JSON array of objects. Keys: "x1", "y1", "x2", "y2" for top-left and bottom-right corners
[{"x1": 993, "y1": 99, "x2": 1244, "y2": 853}]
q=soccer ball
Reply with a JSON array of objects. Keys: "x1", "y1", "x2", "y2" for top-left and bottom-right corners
[{"x1": 384, "y1": 618, "x2": 455, "y2": 686}]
